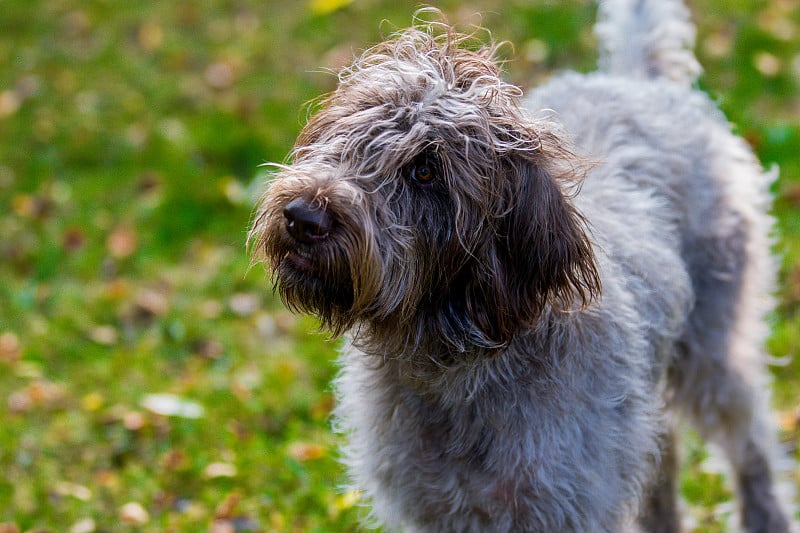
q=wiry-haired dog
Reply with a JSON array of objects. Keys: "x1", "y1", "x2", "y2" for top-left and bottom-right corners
[{"x1": 250, "y1": 0, "x2": 796, "y2": 531}]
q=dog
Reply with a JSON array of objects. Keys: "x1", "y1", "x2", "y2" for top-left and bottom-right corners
[{"x1": 250, "y1": 0, "x2": 796, "y2": 531}]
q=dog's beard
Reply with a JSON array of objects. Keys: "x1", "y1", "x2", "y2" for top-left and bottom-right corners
[
  {"x1": 260, "y1": 217, "x2": 364, "y2": 333},
  {"x1": 277, "y1": 252, "x2": 353, "y2": 309}
]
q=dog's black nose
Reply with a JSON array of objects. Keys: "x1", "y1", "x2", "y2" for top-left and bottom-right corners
[{"x1": 283, "y1": 198, "x2": 332, "y2": 243}]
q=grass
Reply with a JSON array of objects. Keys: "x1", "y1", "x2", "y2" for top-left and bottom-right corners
[{"x1": 0, "y1": 0, "x2": 798, "y2": 531}]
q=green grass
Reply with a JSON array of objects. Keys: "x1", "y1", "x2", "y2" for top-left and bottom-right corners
[{"x1": 0, "y1": 0, "x2": 798, "y2": 531}]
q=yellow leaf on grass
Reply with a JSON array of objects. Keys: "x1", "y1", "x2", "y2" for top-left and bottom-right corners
[
  {"x1": 335, "y1": 489, "x2": 361, "y2": 511},
  {"x1": 81, "y1": 392, "x2": 104, "y2": 412},
  {"x1": 309, "y1": 0, "x2": 352, "y2": 16}
]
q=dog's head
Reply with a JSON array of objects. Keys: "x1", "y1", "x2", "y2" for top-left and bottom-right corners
[{"x1": 250, "y1": 15, "x2": 600, "y2": 358}]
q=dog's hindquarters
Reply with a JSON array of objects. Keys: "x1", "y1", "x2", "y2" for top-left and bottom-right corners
[{"x1": 669, "y1": 123, "x2": 790, "y2": 532}]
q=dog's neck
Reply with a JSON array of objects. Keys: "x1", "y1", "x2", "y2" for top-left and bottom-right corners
[{"x1": 345, "y1": 307, "x2": 571, "y2": 404}]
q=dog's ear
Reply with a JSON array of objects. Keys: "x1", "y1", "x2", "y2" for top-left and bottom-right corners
[{"x1": 461, "y1": 146, "x2": 601, "y2": 349}]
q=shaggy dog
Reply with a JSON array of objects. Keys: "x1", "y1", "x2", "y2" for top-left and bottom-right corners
[{"x1": 250, "y1": 0, "x2": 795, "y2": 531}]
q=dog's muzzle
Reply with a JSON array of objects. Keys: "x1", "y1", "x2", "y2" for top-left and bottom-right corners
[{"x1": 283, "y1": 198, "x2": 332, "y2": 243}]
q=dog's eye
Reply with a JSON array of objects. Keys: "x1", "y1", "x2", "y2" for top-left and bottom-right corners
[
  {"x1": 407, "y1": 154, "x2": 437, "y2": 185},
  {"x1": 412, "y1": 163, "x2": 434, "y2": 183}
]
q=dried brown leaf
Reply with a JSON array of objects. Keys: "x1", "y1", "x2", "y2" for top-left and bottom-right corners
[
  {"x1": 0, "y1": 332, "x2": 22, "y2": 364},
  {"x1": 287, "y1": 442, "x2": 326, "y2": 462},
  {"x1": 214, "y1": 491, "x2": 242, "y2": 519},
  {"x1": 107, "y1": 226, "x2": 138, "y2": 259}
]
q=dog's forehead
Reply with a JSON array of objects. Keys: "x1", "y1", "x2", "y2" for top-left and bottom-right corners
[
  {"x1": 306, "y1": 76, "x2": 508, "y2": 157},
  {"x1": 291, "y1": 27, "x2": 536, "y2": 173},
  {"x1": 331, "y1": 26, "x2": 517, "y2": 113}
]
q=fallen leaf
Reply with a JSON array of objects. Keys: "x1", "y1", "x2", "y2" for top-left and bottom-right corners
[
  {"x1": 192, "y1": 338, "x2": 224, "y2": 359},
  {"x1": 93, "y1": 470, "x2": 119, "y2": 490},
  {"x1": 177, "y1": 499, "x2": 206, "y2": 519},
  {"x1": 81, "y1": 392, "x2": 104, "y2": 412},
  {"x1": 269, "y1": 512, "x2": 285, "y2": 531},
  {"x1": 69, "y1": 518, "x2": 96, "y2": 533},
  {"x1": 122, "y1": 410, "x2": 147, "y2": 431},
  {"x1": 782, "y1": 180, "x2": 800, "y2": 206},
  {"x1": 103, "y1": 279, "x2": 131, "y2": 301},
  {"x1": 273, "y1": 311, "x2": 296, "y2": 332},
  {"x1": 214, "y1": 491, "x2": 242, "y2": 519},
  {"x1": 310, "y1": 394, "x2": 335, "y2": 421},
  {"x1": 754, "y1": 51, "x2": 782, "y2": 77},
  {"x1": 160, "y1": 449, "x2": 189, "y2": 472},
  {"x1": 522, "y1": 38, "x2": 549, "y2": 64},
  {"x1": 88, "y1": 325, "x2": 119, "y2": 345},
  {"x1": 53, "y1": 481, "x2": 92, "y2": 501},
  {"x1": 12, "y1": 193, "x2": 51, "y2": 218},
  {"x1": 309, "y1": 0, "x2": 352, "y2": 15},
  {"x1": 203, "y1": 462, "x2": 237, "y2": 479},
  {"x1": 222, "y1": 177, "x2": 246, "y2": 205},
  {"x1": 335, "y1": 489, "x2": 361, "y2": 511},
  {"x1": 62, "y1": 227, "x2": 86, "y2": 252},
  {"x1": 137, "y1": 170, "x2": 162, "y2": 197},
  {"x1": 8, "y1": 380, "x2": 68, "y2": 413},
  {"x1": 135, "y1": 288, "x2": 170, "y2": 317},
  {"x1": 703, "y1": 31, "x2": 733, "y2": 59},
  {"x1": 141, "y1": 393, "x2": 204, "y2": 419},
  {"x1": 254, "y1": 312, "x2": 277, "y2": 338},
  {"x1": 778, "y1": 407, "x2": 800, "y2": 433},
  {"x1": 138, "y1": 22, "x2": 163, "y2": 51},
  {"x1": 229, "y1": 293, "x2": 260, "y2": 317},
  {"x1": 6, "y1": 390, "x2": 32, "y2": 413},
  {"x1": 119, "y1": 502, "x2": 150, "y2": 525},
  {"x1": 0, "y1": 332, "x2": 22, "y2": 363},
  {"x1": 14, "y1": 360, "x2": 42, "y2": 379},
  {"x1": 63, "y1": 10, "x2": 90, "y2": 37},
  {"x1": 107, "y1": 226, "x2": 139, "y2": 259},
  {"x1": 0, "y1": 90, "x2": 21, "y2": 118},
  {"x1": 757, "y1": 8, "x2": 797, "y2": 41},
  {"x1": 287, "y1": 442, "x2": 326, "y2": 462},
  {"x1": 205, "y1": 61, "x2": 236, "y2": 89},
  {"x1": 198, "y1": 299, "x2": 223, "y2": 319},
  {"x1": 209, "y1": 519, "x2": 235, "y2": 533},
  {"x1": 329, "y1": 489, "x2": 361, "y2": 518}
]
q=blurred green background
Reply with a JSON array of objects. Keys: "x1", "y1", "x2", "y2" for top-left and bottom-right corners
[{"x1": 0, "y1": 0, "x2": 798, "y2": 531}]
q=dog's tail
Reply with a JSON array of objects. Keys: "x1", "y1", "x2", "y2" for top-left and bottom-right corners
[{"x1": 595, "y1": 0, "x2": 701, "y2": 85}]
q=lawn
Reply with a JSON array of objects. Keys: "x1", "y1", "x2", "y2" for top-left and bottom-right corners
[{"x1": 0, "y1": 0, "x2": 798, "y2": 531}]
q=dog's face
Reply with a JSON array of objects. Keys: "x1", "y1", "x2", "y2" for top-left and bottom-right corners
[{"x1": 250, "y1": 22, "x2": 600, "y2": 357}]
